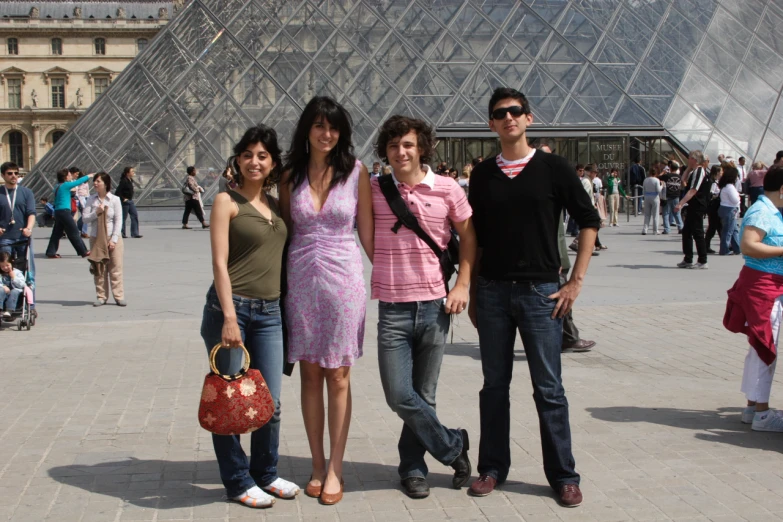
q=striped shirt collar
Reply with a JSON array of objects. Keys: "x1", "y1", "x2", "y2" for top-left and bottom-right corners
[{"x1": 392, "y1": 164, "x2": 436, "y2": 189}]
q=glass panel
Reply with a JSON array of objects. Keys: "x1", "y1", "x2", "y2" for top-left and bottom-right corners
[
  {"x1": 440, "y1": 96, "x2": 487, "y2": 127},
  {"x1": 609, "y1": 7, "x2": 654, "y2": 60},
  {"x1": 658, "y1": 10, "x2": 704, "y2": 60},
  {"x1": 730, "y1": 66, "x2": 779, "y2": 123},
  {"x1": 477, "y1": 0, "x2": 518, "y2": 26},
  {"x1": 624, "y1": 0, "x2": 669, "y2": 27},
  {"x1": 203, "y1": 0, "x2": 248, "y2": 25},
  {"x1": 704, "y1": 132, "x2": 745, "y2": 164},
  {"x1": 168, "y1": 2, "x2": 221, "y2": 58},
  {"x1": 612, "y1": 96, "x2": 658, "y2": 126},
  {"x1": 523, "y1": 0, "x2": 569, "y2": 24},
  {"x1": 557, "y1": 98, "x2": 599, "y2": 125},
  {"x1": 488, "y1": 63, "x2": 531, "y2": 91},
  {"x1": 447, "y1": 4, "x2": 494, "y2": 58},
  {"x1": 692, "y1": 38, "x2": 740, "y2": 81},
  {"x1": 664, "y1": 97, "x2": 713, "y2": 151},
  {"x1": 504, "y1": 4, "x2": 552, "y2": 59},
  {"x1": 706, "y1": 7, "x2": 753, "y2": 62},
  {"x1": 484, "y1": 36, "x2": 531, "y2": 63},
  {"x1": 570, "y1": 0, "x2": 620, "y2": 27},
  {"x1": 394, "y1": 3, "x2": 443, "y2": 57},
  {"x1": 593, "y1": 38, "x2": 637, "y2": 90},
  {"x1": 105, "y1": 136, "x2": 167, "y2": 194},
  {"x1": 284, "y1": 2, "x2": 335, "y2": 56},
  {"x1": 263, "y1": 96, "x2": 303, "y2": 152},
  {"x1": 7, "y1": 79, "x2": 21, "y2": 109},
  {"x1": 230, "y1": 65, "x2": 285, "y2": 124},
  {"x1": 754, "y1": 7, "x2": 783, "y2": 57},
  {"x1": 522, "y1": 65, "x2": 569, "y2": 124},
  {"x1": 744, "y1": 36, "x2": 783, "y2": 89},
  {"x1": 314, "y1": 0, "x2": 360, "y2": 25},
  {"x1": 555, "y1": 5, "x2": 602, "y2": 56},
  {"x1": 537, "y1": 33, "x2": 585, "y2": 64},
  {"x1": 717, "y1": 0, "x2": 765, "y2": 29},
  {"x1": 171, "y1": 65, "x2": 226, "y2": 127},
  {"x1": 372, "y1": 36, "x2": 420, "y2": 91},
  {"x1": 227, "y1": 0, "x2": 281, "y2": 59},
  {"x1": 339, "y1": 2, "x2": 388, "y2": 58},
  {"x1": 766, "y1": 100, "x2": 783, "y2": 143},
  {"x1": 73, "y1": 98, "x2": 131, "y2": 167},
  {"x1": 51, "y1": 79, "x2": 65, "y2": 108},
  {"x1": 137, "y1": 99, "x2": 195, "y2": 163},
  {"x1": 670, "y1": 0, "x2": 718, "y2": 28},
  {"x1": 572, "y1": 65, "x2": 622, "y2": 122},
  {"x1": 460, "y1": 66, "x2": 503, "y2": 119},
  {"x1": 197, "y1": 30, "x2": 256, "y2": 91},
  {"x1": 259, "y1": 33, "x2": 310, "y2": 89},
  {"x1": 137, "y1": 33, "x2": 195, "y2": 90},
  {"x1": 108, "y1": 64, "x2": 166, "y2": 123},
  {"x1": 287, "y1": 64, "x2": 344, "y2": 107},
  {"x1": 346, "y1": 65, "x2": 400, "y2": 123},
  {"x1": 642, "y1": 36, "x2": 689, "y2": 89},
  {"x1": 715, "y1": 98, "x2": 765, "y2": 158},
  {"x1": 756, "y1": 131, "x2": 783, "y2": 165},
  {"x1": 677, "y1": 68, "x2": 727, "y2": 124}
]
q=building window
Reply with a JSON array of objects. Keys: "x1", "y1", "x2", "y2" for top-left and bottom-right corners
[
  {"x1": 51, "y1": 78, "x2": 65, "y2": 108},
  {"x1": 137, "y1": 38, "x2": 148, "y2": 53},
  {"x1": 7, "y1": 38, "x2": 18, "y2": 55},
  {"x1": 7, "y1": 79, "x2": 21, "y2": 109},
  {"x1": 51, "y1": 38, "x2": 62, "y2": 55},
  {"x1": 94, "y1": 38, "x2": 105, "y2": 55},
  {"x1": 52, "y1": 130, "x2": 65, "y2": 146},
  {"x1": 9, "y1": 131, "x2": 23, "y2": 168},
  {"x1": 94, "y1": 78, "x2": 109, "y2": 98}
]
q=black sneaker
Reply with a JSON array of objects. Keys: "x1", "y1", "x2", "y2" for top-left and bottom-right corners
[
  {"x1": 401, "y1": 477, "x2": 430, "y2": 499},
  {"x1": 451, "y1": 429, "x2": 471, "y2": 489}
]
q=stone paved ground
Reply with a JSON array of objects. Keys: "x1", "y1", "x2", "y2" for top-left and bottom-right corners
[{"x1": 2, "y1": 217, "x2": 783, "y2": 521}]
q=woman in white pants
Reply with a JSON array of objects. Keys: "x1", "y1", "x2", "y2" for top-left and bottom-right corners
[
  {"x1": 725, "y1": 164, "x2": 783, "y2": 432},
  {"x1": 641, "y1": 167, "x2": 661, "y2": 235}
]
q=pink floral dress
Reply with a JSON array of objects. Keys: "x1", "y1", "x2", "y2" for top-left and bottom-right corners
[{"x1": 285, "y1": 160, "x2": 366, "y2": 368}]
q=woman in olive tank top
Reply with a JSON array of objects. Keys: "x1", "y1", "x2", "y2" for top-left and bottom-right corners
[{"x1": 199, "y1": 125, "x2": 300, "y2": 509}]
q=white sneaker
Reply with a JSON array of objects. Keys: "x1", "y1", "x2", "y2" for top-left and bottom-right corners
[
  {"x1": 752, "y1": 409, "x2": 783, "y2": 432},
  {"x1": 741, "y1": 406, "x2": 755, "y2": 424},
  {"x1": 688, "y1": 262, "x2": 709, "y2": 269},
  {"x1": 262, "y1": 477, "x2": 300, "y2": 499},
  {"x1": 231, "y1": 486, "x2": 275, "y2": 508},
  {"x1": 2, "y1": 311, "x2": 10, "y2": 318}
]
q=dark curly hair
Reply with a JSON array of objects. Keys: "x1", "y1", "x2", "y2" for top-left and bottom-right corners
[
  {"x1": 283, "y1": 96, "x2": 356, "y2": 190},
  {"x1": 763, "y1": 165, "x2": 783, "y2": 192},
  {"x1": 375, "y1": 115, "x2": 435, "y2": 166},
  {"x1": 232, "y1": 125, "x2": 283, "y2": 189}
]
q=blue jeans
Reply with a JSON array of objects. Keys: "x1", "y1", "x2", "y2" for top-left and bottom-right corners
[
  {"x1": 121, "y1": 200, "x2": 140, "y2": 237},
  {"x1": 1, "y1": 287, "x2": 22, "y2": 312},
  {"x1": 377, "y1": 299, "x2": 463, "y2": 479},
  {"x1": 475, "y1": 278, "x2": 579, "y2": 490},
  {"x1": 718, "y1": 205, "x2": 741, "y2": 255},
  {"x1": 200, "y1": 285, "x2": 284, "y2": 497},
  {"x1": 662, "y1": 197, "x2": 683, "y2": 232}
]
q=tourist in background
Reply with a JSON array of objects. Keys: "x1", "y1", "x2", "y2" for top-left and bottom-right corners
[
  {"x1": 45, "y1": 169, "x2": 93, "y2": 258},
  {"x1": 717, "y1": 166, "x2": 742, "y2": 256},
  {"x1": 747, "y1": 162, "x2": 767, "y2": 205},
  {"x1": 605, "y1": 168, "x2": 627, "y2": 227},
  {"x1": 82, "y1": 172, "x2": 126, "y2": 306},
  {"x1": 182, "y1": 166, "x2": 209, "y2": 229},
  {"x1": 705, "y1": 165, "x2": 723, "y2": 254},
  {"x1": 116, "y1": 167, "x2": 142, "y2": 239},
  {"x1": 641, "y1": 167, "x2": 661, "y2": 235}
]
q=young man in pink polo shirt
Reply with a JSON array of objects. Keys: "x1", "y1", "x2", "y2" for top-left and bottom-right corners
[{"x1": 370, "y1": 115, "x2": 477, "y2": 499}]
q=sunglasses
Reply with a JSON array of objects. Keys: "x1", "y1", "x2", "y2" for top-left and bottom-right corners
[
  {"x1": 4, "y1": 171, "x2": 19, "y2": 177},
  {"x1": 491, "y1": 105, "x2": 526, "y2": 120}
]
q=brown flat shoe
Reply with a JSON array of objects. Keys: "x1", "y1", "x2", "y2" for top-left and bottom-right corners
[
  {"x1": 304, "y1": 476, "x2": 322, "y2": 498},
  {"x1": 318, "y1": 478, "x2": 344, "y2": 505}
]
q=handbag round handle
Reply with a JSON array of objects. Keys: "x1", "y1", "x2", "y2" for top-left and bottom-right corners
[{"x1": 209, "y1": 342, "x2": 250, "y2": 381}]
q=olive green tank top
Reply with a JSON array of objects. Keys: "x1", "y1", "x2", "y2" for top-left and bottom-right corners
[{"x1": 226, "y1": 190, "x2": 287, "y2": 300}]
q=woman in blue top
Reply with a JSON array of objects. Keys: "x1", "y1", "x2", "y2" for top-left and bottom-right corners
[
  {"x1": 736, "y1": 164, "x2": 783, "y2": 432},
  {"x1": 45, "y1": 168, "x2": 94, "y2": 258}
]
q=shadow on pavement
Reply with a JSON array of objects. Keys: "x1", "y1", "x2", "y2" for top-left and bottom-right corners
[
  {"x1": 36, "y1": 299, "x2": 94, "y2": 307},
  {"x1": 586, "y1": 406, "x2": 783, "y2": 452},
  {"x1": 445, "y1": 342, "x2": 527, "y2": 361},
  {"x1": 47, "y1": 456, "x2": 463, "y2": 509},
  {"x1": 607, "y1": 264, "x2": 677, "y2": 270}
]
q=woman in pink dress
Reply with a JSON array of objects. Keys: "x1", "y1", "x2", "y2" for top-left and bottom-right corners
[{"x1": 279, "y1": 97, "x2": 373, "y2": 505}]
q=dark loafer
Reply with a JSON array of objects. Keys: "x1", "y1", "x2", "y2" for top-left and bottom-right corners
[
  {"x1": 559, "y1": 484, "x2": 583, "y2": 507},
  {"x1": 468, "y1": 474, "x2": 498, "y2": 497},
  {"x1": 562, "y1": 340, "x2": 596, "y2": 353},
  {"x1": 401, "y1": 477, "x2": 429, "y2": 499},
  {"x1": 451, "y1": 429, "x2": 471, "y2": 489}
]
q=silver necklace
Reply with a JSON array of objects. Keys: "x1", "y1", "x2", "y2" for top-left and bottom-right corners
[{"x1": 3, "y1": 186, "x2": 17, "y2": 225}]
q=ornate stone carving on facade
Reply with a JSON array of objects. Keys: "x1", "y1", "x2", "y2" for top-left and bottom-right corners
[
  {"x1": 117, "y1": 7, "x2": 126, "y2": 19},
  {"x1": 173, "y1": 0, "x2": 187, "y2": 13},
  {"x1": 29, "y1": 7, "x2": 39, "y2": 19},
  {"x1": 75, "y1": 88, "x2": 83, "y2": 107},
  {"x1": 73, "y1": 7, "x2": 82, "y2": 19},
  {"x1": 159, "y1": 8, "x2": 169, "y2": 19},
  {"x1": 30, "y1": 90, "x2": 38, "y2": 107}
]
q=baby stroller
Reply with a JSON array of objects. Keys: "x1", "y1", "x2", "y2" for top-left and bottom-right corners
[{"x1": 1, "y1": 238, "x2": 35, "y2": 331}]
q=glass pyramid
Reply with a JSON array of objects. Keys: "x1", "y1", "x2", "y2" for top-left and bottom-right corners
[{"x1": 24, "y1": 0, "x2": 783, "y2": 206}]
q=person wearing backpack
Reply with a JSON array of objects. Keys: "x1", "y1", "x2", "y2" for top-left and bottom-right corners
[
  {"x1": 182, "y1": 166, "x2": 209, "y2": 229},
  {"x1": 370, "y1": 115, "x2": 476, "y2": 500}
]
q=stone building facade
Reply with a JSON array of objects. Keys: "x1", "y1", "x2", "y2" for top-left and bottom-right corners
[{"x1": 0, "y1": 2, "x2": 178, "y2": 172}]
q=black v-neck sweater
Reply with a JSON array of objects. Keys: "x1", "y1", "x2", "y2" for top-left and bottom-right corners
[{"x1": 468, "y1": 150, "x2": 601, "y2": 282}]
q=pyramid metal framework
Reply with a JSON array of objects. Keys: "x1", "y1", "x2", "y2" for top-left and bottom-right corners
[{"x1": 23, "y1": 0, "x2": 783, "y2": 206}]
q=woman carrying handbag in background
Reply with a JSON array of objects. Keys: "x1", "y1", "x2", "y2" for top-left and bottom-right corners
[{"x1": 199, "y1": 125, "x2": 300, "y2": 509}]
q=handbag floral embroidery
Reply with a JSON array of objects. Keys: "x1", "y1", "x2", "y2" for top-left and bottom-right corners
[{"x1": 198, "y1": 343, "x2": 275, "y2": 435}]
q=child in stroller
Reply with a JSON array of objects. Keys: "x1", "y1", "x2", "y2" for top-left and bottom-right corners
[{"x1": 0, "y1": 251, "x2": 26, "y2": 318}]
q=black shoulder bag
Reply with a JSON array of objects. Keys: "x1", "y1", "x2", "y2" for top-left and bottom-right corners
[{"x1": 378, "y1": 175, "x2": 460, "y2": 292}]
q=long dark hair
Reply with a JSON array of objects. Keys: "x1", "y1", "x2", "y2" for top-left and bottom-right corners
[
  {"x1": 283, "y1": 96, "x2": 355, "y2": 190},
  {"x1": 719, "y1": 166, "x2": 738, "y2": 189},
  {"x1": 232, "y1": 125, "x2": 283, "y2": 189},
  {"x1": 121, "y1": 166, "x2": 133, "y2": 180}
]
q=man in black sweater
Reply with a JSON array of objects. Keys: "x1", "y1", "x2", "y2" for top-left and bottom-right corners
[{"x1": 467, "y1": 88, "x2": 600, "y2": 507}]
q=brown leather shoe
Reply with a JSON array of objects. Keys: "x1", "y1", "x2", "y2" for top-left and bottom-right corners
[
  {"x1": 468, "y1": 474, "x2": 497, "y2": 497},
  {"x1": 318, "y1": 478, "x2": 344, "y2": 505},
  {"x1": 562, "y1": 340, "x2": 596, "y2": 353},
  {"x1": 558, "y1": 484, "x2": 582, "y2": 507},
  {"x1": 304, "y1": 476, "x2": 322, "y2": 498}
]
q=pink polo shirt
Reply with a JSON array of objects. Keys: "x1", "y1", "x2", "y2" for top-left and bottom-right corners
[{"x1": 371, "y1": 166, "x2": 472, "y2": 303}]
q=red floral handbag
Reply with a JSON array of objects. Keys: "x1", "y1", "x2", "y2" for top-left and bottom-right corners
[{"x1": 198, "y1": 343, "x2": 275, "y2": 436}]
